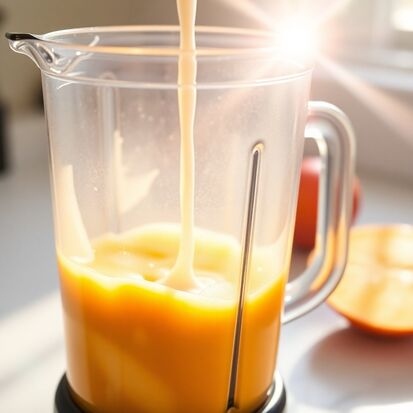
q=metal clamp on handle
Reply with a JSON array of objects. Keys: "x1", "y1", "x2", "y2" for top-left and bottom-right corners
[{"x1": 283, "y1": 101, "x2": 355, "y2": 323}]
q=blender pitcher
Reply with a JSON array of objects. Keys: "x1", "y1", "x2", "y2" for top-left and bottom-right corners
[{"x1": 7, "y1": 26, "x2": 354, "y2": 413}]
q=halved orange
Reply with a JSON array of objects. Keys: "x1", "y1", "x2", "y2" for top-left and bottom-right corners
[{"x1": 328, "y1": 225, "x2": 413, "y2": 336}]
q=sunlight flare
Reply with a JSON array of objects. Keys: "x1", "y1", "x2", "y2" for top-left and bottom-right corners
[{"x1": 319, "y1": 55, "x2": 413, "y2": 147}]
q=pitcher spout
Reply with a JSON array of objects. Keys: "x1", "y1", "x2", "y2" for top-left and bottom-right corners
[{"x1": 6, "y1": 32, "x2": 87, "y2": 75}]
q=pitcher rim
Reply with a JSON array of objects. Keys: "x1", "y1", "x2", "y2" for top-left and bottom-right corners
[
  {"x1": 39, "y1": 25, "x2": 313, "y2": 61},
  {"x1": 8, "y1": 25, "x2": 314, "y2": 87}
]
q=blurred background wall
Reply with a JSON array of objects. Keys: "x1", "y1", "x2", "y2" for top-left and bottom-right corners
[{"x1": 1, "y1": 0, "x2": 413, "y2": 181}]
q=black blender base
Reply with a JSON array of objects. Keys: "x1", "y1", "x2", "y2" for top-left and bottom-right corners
[
  {"x1": 54, "y1": 375, "x2": 83, "y2": 413},
  {"x1": 55, "y1": 372, "x2": 286, "y2": 413}
]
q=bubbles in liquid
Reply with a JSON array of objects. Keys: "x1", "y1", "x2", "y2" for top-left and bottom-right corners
[
  {"x1": 83, "y1": 227, "x2": 238, "y2": 301},
  {"x1": 189, "y1": 273, "x2": 235, "y2": 299}
]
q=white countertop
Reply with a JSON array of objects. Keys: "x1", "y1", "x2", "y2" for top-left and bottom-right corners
[{"x1": 1, "y1": 114, "x2": 413, "y2": 413}]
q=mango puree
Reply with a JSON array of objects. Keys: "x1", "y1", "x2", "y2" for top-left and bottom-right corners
[{"x1": 58, "y1": 224, "x2": 286, "y2": 413}]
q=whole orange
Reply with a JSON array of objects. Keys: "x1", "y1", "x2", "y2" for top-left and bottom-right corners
[{"x1": 293, "y1": 156, "x2": 361, "y2": 250}]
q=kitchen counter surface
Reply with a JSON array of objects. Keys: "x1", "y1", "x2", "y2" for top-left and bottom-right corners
[{"x1": 1, "y1": 114, "x2": 412, "y2": 412}]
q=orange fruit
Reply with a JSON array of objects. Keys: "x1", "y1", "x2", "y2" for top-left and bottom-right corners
[
  {"x1": 328, "y1": 225, "x2": 413, "y2": 336},
  {"x1": 293, "y1": 156, "x2": 361, "y2": 250}
]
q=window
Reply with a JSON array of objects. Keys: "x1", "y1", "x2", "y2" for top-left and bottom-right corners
[
  {"x1": 392, "y1": 0, "x2": 413, "y2": 48},
  {"x1": 322, "y1": 0, "x2": 413, "y2": 52},
  {"x1": 392, "y1": 0, "x2": 413, "y2": 32}
]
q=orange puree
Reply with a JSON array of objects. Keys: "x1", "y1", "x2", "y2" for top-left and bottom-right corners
[{"x1": 58, "y1": 224, "x2": 286, "y2": 413}]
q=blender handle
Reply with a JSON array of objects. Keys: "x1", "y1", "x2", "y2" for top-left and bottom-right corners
[{"x1": 283, "y1": 101, "x2": 355, "y2": 323}]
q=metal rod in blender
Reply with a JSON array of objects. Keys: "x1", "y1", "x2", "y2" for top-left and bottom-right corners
[{"x1": 226, "y1": 142, "x2": 263, "y2": 411}]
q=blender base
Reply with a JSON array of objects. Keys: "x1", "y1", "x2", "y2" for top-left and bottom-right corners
[{"x1": 55, "y1": 372, "x2": 286, "y2": 413}]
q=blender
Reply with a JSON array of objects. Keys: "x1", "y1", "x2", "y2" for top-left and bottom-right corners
[{"x1": 7, "y1": 26, "x2": 354, "y2": 413}]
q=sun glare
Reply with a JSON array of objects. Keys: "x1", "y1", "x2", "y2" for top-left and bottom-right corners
[
  {"x1": 211, "y1": 0, "x2": 413, "y2": 151},
  {"x1": 319, "y1": 55, "x2": 413, "y2": 147},
  {"x1": 277, "y1": 19, "x2": 320, "y2": 60}
]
